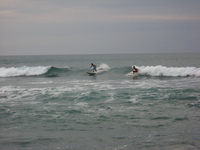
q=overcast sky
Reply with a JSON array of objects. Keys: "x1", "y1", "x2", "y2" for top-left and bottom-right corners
[{"x1": 1, "y1": 0, "x2": 200, "y2": 55}]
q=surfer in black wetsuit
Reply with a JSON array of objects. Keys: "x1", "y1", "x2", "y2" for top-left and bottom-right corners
[
  {"x1": 132, "y1": 66, "x2": 139, "y2": 73},
  {"x1": 90, "y1": 63, "x2": 97, "y2": 72}
]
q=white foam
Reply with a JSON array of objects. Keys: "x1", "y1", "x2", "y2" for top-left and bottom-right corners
[
  {"x1": 0, "y1": 66, "x2": 50, "y2": 77},
  {"x1": 0, "y1": 86, "x2": 26, "y2": 101},
  {"x1": 75, "y1": 102, "x2": 88, "y2": 107},
  {"x1": 59, "y1": 66, "x2": 69, "y2": 69},
  {"x1": 30, "y1": 81, "x2": 53, "y2": 84},
  {"x1": 139, "y1": 66, "x2": 200, "y2": 77},
  {"x1": 97, "y1": 63, "x2": 110, "y2": 73}
]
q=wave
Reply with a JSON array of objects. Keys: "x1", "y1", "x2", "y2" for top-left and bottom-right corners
[
  {"x1": 0, "y1": 66, "x2": 51, "y2": 77},
  {"x1": 138, "y1": 65, "x2": 200, "y2": 77},
  {"x1": 0, "y1": 64, "x2": 110, "y2": 78},
  {"x1": 0, "y1": 66, "x2": 70, "y2": 77},
  {"x1": 0, "y1": 65, "x2": 199, "y2": 78}
]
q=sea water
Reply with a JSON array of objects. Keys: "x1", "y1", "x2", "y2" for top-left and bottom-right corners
[{"x1": 0, "y1": 53, "x2": 200, "y2": 150}]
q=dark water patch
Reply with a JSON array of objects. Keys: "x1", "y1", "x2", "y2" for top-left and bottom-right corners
[
  {"x1": 137, "y1": 88, "x2": 165, "y2": 101},
  {"x1": 0, "y1": 106, "x2": 13, "y2": 117},
  {"x1": 113, "y1": 114, "x2": 130, "y2": 119},
  {"x1": 97, "y1": 115, "x2": 110, "y2": 122},
  {"x1": 188, "y1": 101, "x2": 200, "y2": 108},
  {"x1": 130, "y1": 119, "x2": 172, "y2": 129},
  {"x1": 112, "y1": 136, "x2": 127, "y2": 140},
  {"x1": 151, "y1": 117, "x2": 171, "y2": 120},
  {"x1": 75, "y1": 121, "x2": 90, "y2": 125},
  {"x1": 113, "y1": 91, "x2": 134, "y2": 101},
  {"x1": 168, "y1": 95, "x2": 199, "y2": 101},
  {"x1": 162, "y1": 88, "x2": 200, "y2": 102},
  {"x1": 96, "y1": 103, "x2": 112, "y2": 110},
  {"x1": 38, "y1": 95, "x2": 60, "y2": 103},
  {"x1": 0, "y1": 140, "x2": 31, "y2": 149},
  {"x1": 36, "y1": 92, "x2": 80, "y2": 103},
  {"x1": 0, "y1": 95, "x2": 8, "y2": 99},
  {"x1": 173, "y1": 117, "x2": 189, "y2": 122},
  {"x1": 64, "y1": 109, "x2": 82, "y2": 115},
  {"x1": 106, "y1": 127, "x2": 115, "y2": 130}
]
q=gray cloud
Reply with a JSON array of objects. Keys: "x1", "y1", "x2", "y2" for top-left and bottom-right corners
[{"x1": 1, "y1": 0, "x2": 200, "y2": 55}]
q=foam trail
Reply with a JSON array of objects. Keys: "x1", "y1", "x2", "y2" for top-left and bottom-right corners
[
  {"x1": 139, "y1": 66, "x2": 200, "y2": 77},
  {"x1": 97, "y1": 63, "x2": 110, "y2": 74},
  {"x1": 0, "y1": 66, "x2": 50, "y2": 77}
]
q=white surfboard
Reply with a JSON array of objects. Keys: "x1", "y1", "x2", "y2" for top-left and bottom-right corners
[
  {"x1": 87, "y1": 72, "x2": 97, "y2": 75},
  {"x1": 126, "y1": 72, "x2": 139, "y2": 77}
]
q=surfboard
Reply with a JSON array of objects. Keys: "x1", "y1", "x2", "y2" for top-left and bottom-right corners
[
  {"x1": 87, "y1": 72, "x2": 97, "y2": 75},
  {"x1": 132, "y1": 72, "x2": 138, "y2": 77},
  {"x1": 126, "y1": 72, "x2": 139, "y2": 77}
]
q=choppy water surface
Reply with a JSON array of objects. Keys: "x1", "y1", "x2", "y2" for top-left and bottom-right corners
[{"x1": 0, "y1": 53, "x2": 200, "y2": 150}]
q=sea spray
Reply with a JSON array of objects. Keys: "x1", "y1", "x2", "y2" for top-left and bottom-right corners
[{"x1": 97, "y1": 63, "x2": 110, "y2": 74}]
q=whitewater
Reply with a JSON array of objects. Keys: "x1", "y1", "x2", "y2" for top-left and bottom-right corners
[
  {"x1": 0, "y1": 53, "x2": 200, "y2": 150},
  {"x1": 1, "y1": 65, "x2": 200, "y2": 78}
]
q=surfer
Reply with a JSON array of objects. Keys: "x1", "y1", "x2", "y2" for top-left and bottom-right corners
[
  {"x1": 132, "y1": 66, "x2": 139, "y2": 73},
  {"x1": 90, "y1": 63, "x2": 97, "y2": 72}
]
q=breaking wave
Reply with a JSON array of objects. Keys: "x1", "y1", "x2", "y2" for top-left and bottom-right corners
[
  {"x1": 0, "y1": 66, "x2": 51, "y2": 77},
  {"x1": 0, "y1": 65, "x2": 199, "y2": 78},
  {"x1": 138, "y1": 65, "x2": 200, "y2": 77}
]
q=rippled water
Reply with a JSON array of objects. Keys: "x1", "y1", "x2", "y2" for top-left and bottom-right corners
[{"x1": 0, "y1": 53, "x2": 200, "y2": 150}]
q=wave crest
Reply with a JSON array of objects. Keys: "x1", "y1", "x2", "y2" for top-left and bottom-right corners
[
  {"x1": 0, "y1": 65, "x2": 199, "y2": 78},
  {"x1": 0, "y1": 66, "x2": 51, "y2": 77},
  {"x1": 139, "y1": 65, "x2": 200, "y2": 77}
]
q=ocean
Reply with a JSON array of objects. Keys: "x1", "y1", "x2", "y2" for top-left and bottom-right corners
[{"x1": 0, "y1": 53, "x2": 200, "y2": 150}]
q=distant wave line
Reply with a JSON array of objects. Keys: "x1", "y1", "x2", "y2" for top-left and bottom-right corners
[{"x1": 0, "y1": 65, "x2": 200, "y2": 78}]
